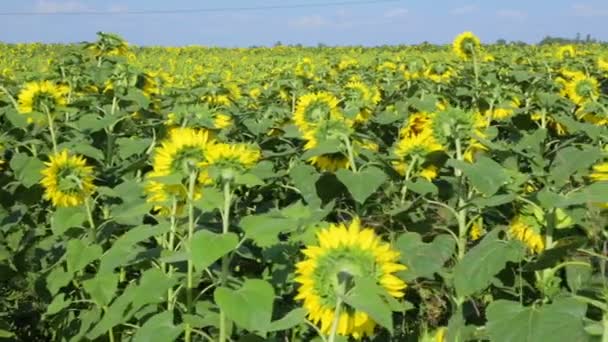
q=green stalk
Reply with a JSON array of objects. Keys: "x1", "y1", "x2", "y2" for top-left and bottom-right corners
[
  {"x1": 603, "y1": 313, "x2": 608, "y2": 342},
  {"x1": 400, "y1": 156, "x2": 418, "y2": 204},
  {"x1": 44, "y1": 106, "x2": 58, "y2": 154},
  {"x1": 327, "y1": 297, "x2": 343, "y2": 342},
  {"x1": 219, "y1": 180, "x2": 232, "y2": 342},
  {"x1": 166, "y1": 198, "x2": 178, "y2": 311},
  {"x1": 455, "y1": 138, "x2": 468, "y2": 260},
  {"x1": 184, "y1": 171, "x2": 197, "y2": 342},
  {"x1": 342, "y1": 135, "x2": 358, "y2": 173},
  {"x1": 84, "y1": 197, "x2": 96, "y2": 243}
]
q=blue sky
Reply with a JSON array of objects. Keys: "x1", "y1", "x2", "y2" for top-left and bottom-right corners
[{"x1": 0, "y1": 0, "x2": 607, "y2": 46}]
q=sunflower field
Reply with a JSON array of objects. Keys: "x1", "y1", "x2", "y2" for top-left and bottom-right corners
[{"x1": 0, "y1": 31, "x2": 608, "y2": 341}]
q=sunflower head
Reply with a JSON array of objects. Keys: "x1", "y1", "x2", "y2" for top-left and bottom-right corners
[
  {"x1": 343, "y1": 81, "x2": 381, "y2": 124},
  {"x1": 424, "y1": 62, "x2": 454, "y2": 83},
  {"x1": 485, "y1": 98, "x2": 521, "y2": 121},
  {"x1": 452, "y1": 32, "x2": 481, "y2": 60},
  {"x1": 295, "y1": 218, "x2": 407, "y2": 339},
  {"x1": 508, "y1": 215, "x2": 544, "y2": 254},
  {"x1": 294, "y1": 92, "x2": 345, "y2": 133},
  {"x1": 302, "y1": 119, "x2": 354, "y2": 172},
  {"x1": 17, "y1": 80, "x2": 69, "y2": 114},
  {"x1": 202, "y1": 143, "x2": 261, "y2": 181},
  {"x1": 40, "y1": 150, "x2": 96, "y2": 207},
  {"x1": 431, "y1": 108, "x2": 477, "y2": 147},
  {"x1": 566, "y1": 75, "x2": 599, "y2": 105},
  {"x1": 556, "y1": 45, "x2": 576, "y2": 60},
  {"x1": 152, "y1": 127, "x2": 214, "y2": 178},
  {"x1": 590, "y1": 162, "x2": 608, "y2": 182}
]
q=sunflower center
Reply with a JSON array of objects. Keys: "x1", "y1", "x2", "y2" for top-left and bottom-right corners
[
  {"x1": 312, "y1": 247, "x2": 377, "y2": 307},
  {"x1": 575, "y1": 80, "x2": 595, "y2": 98},
  {"x1": 170, "y1": 147, "x2": 206, "y2": 175}
]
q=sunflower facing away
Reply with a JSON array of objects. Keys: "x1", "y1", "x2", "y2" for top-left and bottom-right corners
[
  {"x1": 452, "y1": 32, "x2": 481, "y2": 60},
  {"x1": 294, "y1": 92, "x2": 345, "y2": 133},
  {"x1": 145, "y1": 127, "x2": 214, "y2": 215},
  {"x1": 40, "y1": 150, "x2": 96, "y2": 207},
  {"x1": 295, "y1": 218, "x2": 407, "y2": 339},
  {"x1": 565, "y1": 74, "x2": 600, "y2": 105},
  {"x1": 202, "y1": 142, "x2": 261, "y2": 174},
  {"x1": 17, "y1": 80, "x2": 69, "y2": 114},
  {"x1": 508, "y1": 215, "x2": 544, "y2": 254}
]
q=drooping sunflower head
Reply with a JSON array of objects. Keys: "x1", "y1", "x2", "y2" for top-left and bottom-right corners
[
  {"x1": 431, "y1": 108, "x2": 476, "y2": 147},
  {"x1": 556, "y1": 45, "x2": 576, "y2": 60},
  {"x1": 508, "y1": 215, "x2": 544, "y2": 254},
  {"x1": 152, "y1": 127, "x2": 214, "y2": 178},
  {"x1": 294, "y1": 92, "x2": 345, "y2": 132},
  {"x1": 452, "y1": 32, "x2": 481, "y2": 60},
  {"x1": 566, "y1": 74, "x2": 600, "y2": 105},
  {"x1": 424, "y1": 62, "x2": 454, "y2": 83},
  {"x1": 40, "y1": 150, "x2": 96, "y2": 207},
  {"x1": 202, "y1": 142, "x2": 261, "y2": 180},
  {"x1": 343, "y1": 81, "x2": 381, "y2": 124},
  {"x1": 17, "y1": 80, "x2": 69, "y2": 114},
  {"x1": 295, "y1": 218, "x2": 407, "y2": 339}
]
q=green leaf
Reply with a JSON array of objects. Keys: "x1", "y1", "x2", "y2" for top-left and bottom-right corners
[
  {"x1": 454, "y1": 229, "x2": 525, "y2": 298},
  {"x1": 396, "y1": 233, "x2": 455, "y2": 281},
  {"x1": 194, "y1": 186, "x2": 224, "y2": 211},
  {"x1": 404, "y1": 179, "x2": 438, "y2": 196},
  {"x1": 133, "y1": 312, "x2": 182, "y2": 342},
  {"x1": 550, "y1": 146, "x2": 602, "y2": 185},
  {"x1": 240, "y1": 213, "x2": 298, "y2": 248},
  {"x1": 132, "y1": 268, "x2": 177, "y2": 309},
  {"x1": 10, "y1": 153, "x2": 45, "y2": 188},
  {"x1": 344, "y1": 277, "x2": 393, "y2": 333},
  {"x1": 82, "y1": 272, "x2": 119, "y2": 306},
  {"x1": 448, "y1": 157, "x2": 510, "y2": 196},
  {"x1": 76, "y1": 114, "x2": 113, "y2": 132},
  {"x1": 117, "y1": 137, "x2": 152, "y2": 159},
  {"x1": 268, "y1": 308, "x2": 307, "y2": 332},
  {"x1": 289, "y1": 163, "x2": 321, "y2": 207},
  {"x1": 51, "y1": 207, "x2": 86, "y2": 235},
  {"x1": 65, "y1": 239, "x2": 102, "y2": 275},
  {"x1": 486, "y1": 298, "x2": 588, "y2": 342},
  {"x1": 191, "y1": 230, "x2": 238, "y2": 270},
  {"x1": 214, "y1": 279, "x2": 275, "y2": 335},
  {"x1": 564, "y1": 182, "x2": 608, "y2": 206},
  {"x1": 471, "y1": 193, "x2": 516, "y2": 208},
  {"x1": 336, "y1": 167, "x2": 387, "y2": 204},
  {"x1": 234, "y1": 172, "x2": 265, "y2": 187},
  {"x1": 46, "y1": 266, "x2": 72, "y2": 295},
  {"x1": 46, "y1": 294, "x2": 71, "y2": 316}
]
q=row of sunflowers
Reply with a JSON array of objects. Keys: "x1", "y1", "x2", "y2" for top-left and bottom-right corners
[{"x1": 0, "y1": 31, "x2": 607, "y2": 341}]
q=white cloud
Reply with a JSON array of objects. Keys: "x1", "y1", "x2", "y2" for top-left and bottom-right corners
[
  {"x1": 572, "y1": 3, "x2": 608, "y2": 17},
  {"x1": 35, "y1": 0, "x2": 88, "y2": 13},
  {"x1": 497, "y1": 9, "x2": 527, "y2": 20},
  {"x1": 450, "y1": 5, "x2": 478, "y2": 15},
  {"x1": 289, "y1": 15, "x2": 328, "y2": 29},
  {"x1": 384, "y1": 8, "x2": 409, "y2": 18}
]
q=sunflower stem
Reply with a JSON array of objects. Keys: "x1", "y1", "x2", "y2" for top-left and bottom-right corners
[
  {"x1": 327, "y1": 296, "x2": 343, "y2": 342},
  {"x1": 0, "y1": 86, "x2": 19, "y2": 111},
  {"x1": 343, "y1": 135, "x2": 358, "y2": 173},
  {"x1": 166, "y1": 197, "x2": 178, "y2": 311},
  {"x1": 219, "y1": 180, "x2": 232, "y2": 342},
  {"x1": 400, "y1": 156, "x2": 418, "y2": 204},
  {"x1": 454, "y1": 138, "x2": 468, "y2": 260},
  {"x1": 84, "y1": 197, "x2": 96, "y2": 243},
  {"x1": 44, "y1": 105, "x2": 58, "y2": 154},
  {"x1": 184, "y1": 171, "x2": 197, "y2": 342}
]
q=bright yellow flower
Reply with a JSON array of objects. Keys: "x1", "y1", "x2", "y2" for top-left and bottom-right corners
[
  {"x1": 343, "y1": 80, "x2": 381, "y2": 124},
  {"x1": 294, "y1": 92, "x2": 345, "y2": 132},
  {"x1": 565, "y1": 74, "x2": 600, "y2": 105},
  {"x1": 508, "y1": 216, "x2": 544, "y2": 254},
  {"x1": 40, "y1": 151, "x2": 96, "y2": 207},
  {"x1": 452, "y1": 32, "x2": 481, "y2": 60},
  {"x1": 590, "y1": 162, "x2": 608, "y2": 182},
  {"x1": 295, "y1": 218, "x2": 407, "y2": 339},
  {"x1": 556, "y1": 45, "x2": 576, "y2": 60},
  {"x1": 202, "y1": 142, "x2": 261, "y2": 171},
  {"x1": 485, "y1": 98, "x2": 520, "y2": 121},
  {"x1": 17, "y1": 80, "x2": 69, "y2": 114},
  {"x1": 213, "y1": 113, "x2": 234, "y2": 130}
]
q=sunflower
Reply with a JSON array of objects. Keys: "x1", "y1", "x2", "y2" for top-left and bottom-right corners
[
  {"x1": 469, "y1": 218, "x2": 485, "y2": 241},
  {"x1": 598, "y1": 56, "x2": 608, "y2": 73},
  {"x1": 590, "y1": 162, "x2": 608, "y2": 182},
  {"x1": 293, "y1": 92, "x2": 345, "y2": 132},
  {"x1": 485, "y1": 98, "x2": 520, "y2": 121},
  {"x1": 17, "y1": 80, "x2": 69, "y2": 114},
  {"x1": 565, "y1": 74, "x2": 600, "y2": 105},
  {"x1": 343, "y1": 81, "x2": 381, "y2": 124},
  {"x1": 463, "y1": 113, "x2": 490, "y2": 162},
  {"x1": 145, "y1": 127, "x2": 214, "y2": 214},
  {"x1": 202, "y1": 142, "x2": 261, "y2": 174},
  {"x1": 508, "y1": 216, "x2": 544, "y2": 254},
  {"x1": 392, "y1": 131, "x2": 443, "y2": 181},
  {"x1": 201, "y1": 82, "x2": 242, "y2": 107},
  {"x1": 213, "y1": 113, "x2": 234, "y2": 130},
  {"x1": 295, "y1": 218, "x2": 407, "y2": 339},
  {"x1": 530, "y1": 111, "x2": 567, "y2": 136},
  {"x1": 556, "y1": 45, "x2": 576, "y2": 60},
  {"x1": 40, "y1": 150, "x2": 96, "y2": 207},
  {"x1": 301, "y1": 119, "x2": 360, "y2": 172},
  {"x1": 295, "y1": 57, "x2": 316, "y2": 79},
  {"x1": 452, "y1": 32, "x2": 481, "y2": 60},
  {"x1": 424, "y1": 63, "x2": 454, "y2": 83}
]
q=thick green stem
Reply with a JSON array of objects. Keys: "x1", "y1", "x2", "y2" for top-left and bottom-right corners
[
  {"x1": 603, "y1": 313, "x2": 608, "y2": 342},
  {"x1": 219, "y1": 180, "x2": 232, "y2": 342},
  {"x1": 44, "y1": 106, "x2": 58, "y2": 154},
  {"x1": 184, "y1": 172, "x2": 197, "y2": 342},
  {"x1": 400, "y1": 156, "x2": 418, "y2": 204},
  {"x1": 342, "y1": 135, "x2": 358, "y2": 173},
  {"x1": 455, "y1": 138, "x2": 468, "y2": 260},
  {"x1": 166, "y1": 198, "x2": 178, "y2": 311},
  {"x1": 84, "y1": 197, "x2": 96, "y2": 243},
  {"x1": 327, "y1": 297, "x2": 343, "y2": 342}
]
